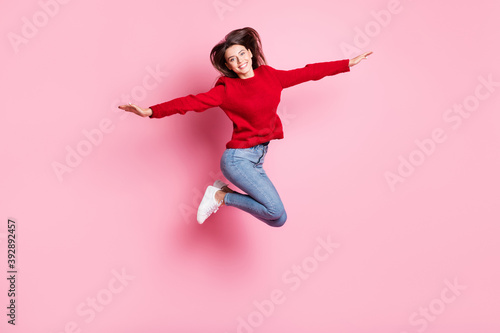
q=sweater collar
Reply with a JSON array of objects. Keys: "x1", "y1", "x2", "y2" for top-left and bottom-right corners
[{"x1": 231, "y1": 66, "x2": 263, "y2": 85}]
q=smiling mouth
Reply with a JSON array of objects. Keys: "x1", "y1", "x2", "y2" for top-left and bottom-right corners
[{"x1": 238, "y1": 63, "x2": 248, "y2": 70}]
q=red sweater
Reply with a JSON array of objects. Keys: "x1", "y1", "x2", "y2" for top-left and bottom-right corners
[{"x1": 149, "y1": 59, "x2": 350, "y2": 149}]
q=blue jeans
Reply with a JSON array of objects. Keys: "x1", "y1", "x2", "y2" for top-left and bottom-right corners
[{"x1": 220, "y1": 142, "x2": 287, "y2": 227}]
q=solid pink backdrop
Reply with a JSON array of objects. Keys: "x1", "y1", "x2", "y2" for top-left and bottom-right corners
[{"x1": 1, "y1": 0, "x2": 499, "y2": 332}]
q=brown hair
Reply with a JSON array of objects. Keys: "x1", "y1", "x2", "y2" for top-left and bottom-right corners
[{"x1": 210, "y1": 27, "x2": 267, "y2": 78}]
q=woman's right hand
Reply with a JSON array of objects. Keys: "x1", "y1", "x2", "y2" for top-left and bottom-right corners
[{"x1": 118, "y1": 103, "x2": 153, "y2": 117}]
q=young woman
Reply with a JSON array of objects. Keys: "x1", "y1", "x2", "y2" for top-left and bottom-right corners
[{"x1": 119, "y1": 27, "x2": 372, "y2": 227}]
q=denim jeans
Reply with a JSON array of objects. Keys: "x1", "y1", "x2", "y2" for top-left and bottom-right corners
[{"x1": 220, "y1": 142, "x2": 287, "y2": 227}]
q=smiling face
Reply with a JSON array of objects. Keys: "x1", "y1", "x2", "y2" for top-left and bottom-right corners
[{"x1": 225, "y1": 45, "x2": 254, "y2": 79}]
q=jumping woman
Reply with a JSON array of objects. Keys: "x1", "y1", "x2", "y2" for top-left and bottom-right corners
[{"x1": 119, "y1": 27, "x2": 372, "y2": 227}]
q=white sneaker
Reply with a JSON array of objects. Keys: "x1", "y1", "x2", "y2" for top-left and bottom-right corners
[
  {"x1": 213, "y1": 179, "x2": 228, "y2": 189},
  {"x1": 197, "y1": 185, "x2": 223, "y2": 224}
]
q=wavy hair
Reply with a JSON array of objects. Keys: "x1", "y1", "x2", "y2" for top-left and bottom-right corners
[{"x1": 210, "y1": 27, "x2": 267, "y2": 78}]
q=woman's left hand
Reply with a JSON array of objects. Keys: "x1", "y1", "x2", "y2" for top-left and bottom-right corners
[
  {"x1": 349, "y1": 51, "x2": 373, "y2": 67},
  {"x1": 118, "y1": 103, "x2": 152, "y2": 117}
]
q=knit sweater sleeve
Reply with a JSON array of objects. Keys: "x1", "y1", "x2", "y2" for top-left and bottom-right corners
[
  {"x1": 148, "y1": 79, "x2": 225, "y2": 118},
  {"x1": 270, "y1": 59, "x2": 350, "y2": 89}
]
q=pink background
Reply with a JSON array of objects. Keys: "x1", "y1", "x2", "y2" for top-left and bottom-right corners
[{"x1": 1, "y1": 0, "x2": 499, "y2": 332}]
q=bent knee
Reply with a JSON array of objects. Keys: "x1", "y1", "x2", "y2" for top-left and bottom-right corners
[
  {"x1": 267, "y1": 201, "x2": 285, "y2": 219},
  {"x1": 268, "y1": 209, "x2": 287, "y2": 227}
]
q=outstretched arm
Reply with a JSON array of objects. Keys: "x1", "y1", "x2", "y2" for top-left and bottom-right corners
[
  {"x1": 349, "y1": 51, "x2": 373, "y2": 67},
  {"x1": 272, "y1": 51, "x2": 373, "y2": 89},
  {"x1": 272, "y1": 59, "x2": 351, "y2": 89},
  {"x1": 118, "y1": 83, "x2": 226, "y2": 118}
]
